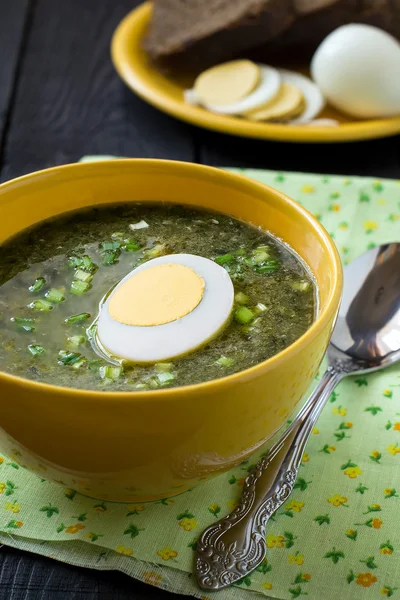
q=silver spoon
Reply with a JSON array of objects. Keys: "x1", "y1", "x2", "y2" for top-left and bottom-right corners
[{"x1": 196, "y1": 243, "x2": 400, "y2": 590}]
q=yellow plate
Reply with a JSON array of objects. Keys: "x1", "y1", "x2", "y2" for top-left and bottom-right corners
[{"x1": 111, "y1": 2, "x2": 400, "y2": 144}]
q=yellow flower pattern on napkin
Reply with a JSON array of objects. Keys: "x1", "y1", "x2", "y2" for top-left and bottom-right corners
[{"x1": 0, "y1": 167, "x2": 399, "y2": 600}]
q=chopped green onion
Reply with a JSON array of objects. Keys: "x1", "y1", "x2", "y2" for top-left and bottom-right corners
[
  {"x1": 87, "y1": 359, "x2": 103, "y2": 371},
  {"x1": 235, "y1": 306, "x2": 255, "y2": 324},
  {"x1": 45, "y1": 288, "x2": 65, "y2": 303},
  {"x1": 12, "y1": 317, "x2": 36, "y2": 332},
  {"x1": 155, "y1": 362, "x2": 174, "y2": 372},
  {"x1": 28, "y1": 344, "x2": 45, "y2": 356},
  {"x1": 216, "y1": 356, "x2": 234, "y2": 367},
  {"x1": 145, "y1": 243, "x2": 172, "y2": 259},
  {"x1": 252, "y1": 251, "x2": 270, "y2": 265},
  {"x1": 29, "y1": 299, "x2": 53, "y2": 312},
  {"x1": 156, "y1": 371, "x2": 176, "y2": 385},
  {"x1": 102, "y1": 249, "x2": 120, "y2": 265},
  {"x1": 65, "y1": 312, "x2": 91, "y2": 325},
  {"x1": 290, "y1": 280, "x2": 311, "y2": 292},
  {"x1": 68, "y1": 335, "x2": 86, "y2": 348},
  {"x1": 255, "y1": 261, "x2": 279, "y2": 274},
  {"x1": 234, "y1": 292, "x2": 249, "y2": 305},
  {"x1": 215, "y1": 253, "x2": 233, "y2": 265},
  {"x1": 74, "y1": 269, "x2": 93, "y2": 283},
  {"x1": 234, "y1": 248, "x2": 246, "y2": 257},
  {"x1": 58, "y1": 350, "x2": 82, "y2": 366},
  {"x1": 81, "y1": 255, "x2": 98, "y2": 272},
  {"x1": 29, "y1": 277, "x2": 46, "y2": 293},
  {"x1": 99, "y1": 241, "x2": 121, "y2": 252},
  {"x1": 71, "y1": 280, "x2": 91, "y2": 295},
  {"x1": 122, "y1": 238, "x2": 141, "y2": 252},
  {"x1": 68, "y1": 255, "x2": 98, "y2": 273},
  {"x1": 111, "y1": 232, "x2": 125, "y2": 240},
  {"x1": 68, "y1": 256, "x2": 82, "y2": 269},
  {"x1": 71, "y1": 358, "x2": 87, "y2": 370},
  {"x1": 99, "y1": 365, "x2": 123, "y2": 381},
  {"x1": 255, "y1": 303, "x2": 267, "y2": 312},
  {"x1": 134, "y1": 383, "x2": 149, "y2": 390}
]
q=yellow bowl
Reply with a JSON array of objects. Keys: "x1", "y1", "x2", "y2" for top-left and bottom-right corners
[{"x1": 0, "y1": 160, "x2": 342, "y2": 502}]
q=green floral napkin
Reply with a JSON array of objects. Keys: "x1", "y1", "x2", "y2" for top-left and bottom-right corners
[{"x1": 1, "y1": 162, "x2": 400, "y2": 600}]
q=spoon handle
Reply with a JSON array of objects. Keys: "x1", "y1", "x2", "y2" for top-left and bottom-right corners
[{"x1": 196, "y1": 367, "x2": 343, "y2": 590}]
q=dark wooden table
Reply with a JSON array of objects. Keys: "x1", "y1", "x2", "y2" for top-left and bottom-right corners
[{"x1": 0, "y1": 1, "x2": 399, "y2": 598}]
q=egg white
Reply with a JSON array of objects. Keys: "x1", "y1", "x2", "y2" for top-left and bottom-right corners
[
  {"x1": 185, "y1": 66, "x2": 281, "y2": 116},
  {"x1": 279, "y1": 70, "x2": 325, "y2": 124},
  {"x1": 96, "y1": 254, "x2": 234, "y2": 363}
]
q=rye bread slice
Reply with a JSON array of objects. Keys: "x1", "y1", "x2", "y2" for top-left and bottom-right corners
[
  {"x1": 143, "y1": 0, "x2": 294, "y2": 71},
  {"x1": 254, "y1": 0, "x2": 396, "y2": 63}
]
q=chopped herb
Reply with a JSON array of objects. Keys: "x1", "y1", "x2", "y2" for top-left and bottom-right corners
[
  {"x1": 216, "y1": 356, "x2": 234, "y2": 367},
  {"x1": 215, "y1": 253, "x2": 233, "y2": 265},
  {"x1": 71, "y1": 280, "x2": 91, "y2": 295},
  {"x1": 68, "y1": 335, "x2": 86, "y2": 348},
  {"x1": 29, "y1": 277, "x2": 46, "y2": 293},
  {"x1": 144, "y1": 243, "x2": 171, "y2": 259},
  {"x1": 255, "y1": 303, "x2": 267, "y2": 312},
  {"x1": 235, "y1": 306, "x2": 255, "y2": 324},
  {"x1": 122, "y1": 238, "x2": 141, "y2": 252},
  {"x1": 134, "y1": 383, "x2": 149, "y2": 390},
  {"x1": 252, "y1": 250, "x2": 270, "y2": 264},
  {"x1": 71, "y1": 358, "x2": 87, "y2": 370},
  {"x1": 58, "y1": 350, "x2": 82, "y2": 366},
  {"x1": 290, "y1": 280, "x2": 311, "y2": 292},
  {"x1": 234, "y1": 292, "x2": 249, "y2": 305},
  {"x1": 87, "y1": 359, "x2": 103, "y2": 371},
  {"x1": 65, "y1": 313, "x2": 91, "y2": 325},
  {"x1": 12, "y1": 317, "x2": 36, "y2": 332},
  {"x1": 101, "y1": 249, "x2": 120, "y2": 265},
  {"x1": 156, "y1": 371, "x2": 176, "y2": 385},
  {"x1": 99, "y1": 241, "x2": 121, "y2": 252},
  {"x1": 255, "y1": 261, "x2": 279, "y2": 274},
  {"x1": 111, "y1": 232, "x2": 125, "y2": 240},
  {"x1": 29, "y1": 299, "x2": 53, "y2": 312},
  {"x1": 99, "y1": 365, "x2": 123, "y2": 381},
  {"x1": 81, "y1": 255, "x2": 98, "y2": 272},
  {"x1": 68, "y1": 255, "x2": 97, "y2": 273},
  {"x1": 74, "y1": 269, "x2": 93, "y2": 283},
  {"x1": 45, "y1": 288, "x2": 65, "y2": 303},
  {"x1": 28, "y1": 344, "x2": 45, "y2": 356}
]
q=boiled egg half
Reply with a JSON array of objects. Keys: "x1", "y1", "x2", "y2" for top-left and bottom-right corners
[{"x1": 96, "y1": 254, "x2": 234, "y2": 363}]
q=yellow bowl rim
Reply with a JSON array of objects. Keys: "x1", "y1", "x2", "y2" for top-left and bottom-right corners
[
  {"x1": 0, "y1": 159, "x2": 343, "y2": 401},
  {"x1": 110, "y1": 2, "x2": 400, "y2": 144}
]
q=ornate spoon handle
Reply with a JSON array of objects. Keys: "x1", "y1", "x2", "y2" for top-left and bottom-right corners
[{"x1": 196, "y1": 368, "x2": 343, "y2": 590}]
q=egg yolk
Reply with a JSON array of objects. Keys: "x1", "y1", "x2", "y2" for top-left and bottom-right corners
[{"x1": 108, "y1": 263, "x2": 205, "y2": 326}]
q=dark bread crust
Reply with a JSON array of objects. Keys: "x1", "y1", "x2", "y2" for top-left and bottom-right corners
[
  {"x1": 144, "y1": 0, "x2": 400, "y2": 71},
  {"x1": 143, "y1": 0, "x2": 294, "y2": 71}
]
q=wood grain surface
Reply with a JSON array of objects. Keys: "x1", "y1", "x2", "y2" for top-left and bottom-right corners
[{"x1": 0, "y1": 0, "x2": 399, "y2": 597}]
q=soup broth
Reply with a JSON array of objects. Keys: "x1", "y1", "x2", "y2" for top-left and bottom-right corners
[{"x1": 0, "y1": 204, "x2": 316, "y2": 390}]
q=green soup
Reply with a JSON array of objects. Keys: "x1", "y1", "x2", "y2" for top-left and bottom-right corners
[{"x1": 0, "y1": 204, "x2": 316, "y2": 390}]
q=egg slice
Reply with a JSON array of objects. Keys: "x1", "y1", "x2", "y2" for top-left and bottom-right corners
[
  {"x1": 194, "y1": 59, "x2": 261, "y2": 106},
  {"x1": 96, "y1": 254, "x2": 234, "y2": 363},
  {"x1": 185, "y1": 66, "x2": 281, "y2": 116},
  {"x1": 279, "y1": 70, "x2": 325, "y2": 124},
  {"x1": 246, "y1": 82, "x2": 304, "y2": 121}
]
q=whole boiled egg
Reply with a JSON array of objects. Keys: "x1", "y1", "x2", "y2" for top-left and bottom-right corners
[
  {"x1": 311, "y1": 24, "x2": 400, "y2": 119},
  {"x1": 96, "y1": 254, "x2": 234, "y2": 363}
]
